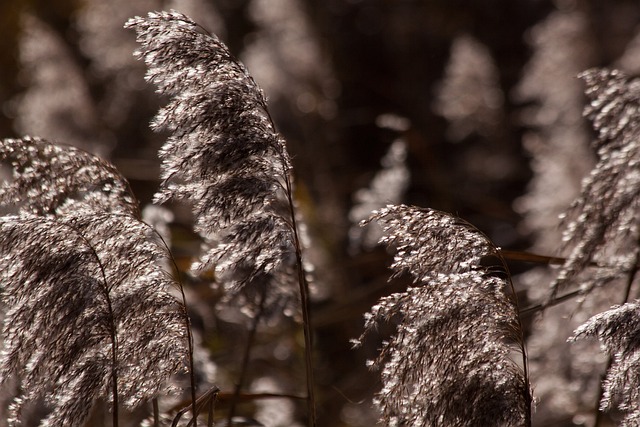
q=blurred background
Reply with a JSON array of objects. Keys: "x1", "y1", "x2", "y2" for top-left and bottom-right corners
[{"x1": 2, "y1": 0, "x2": 640, "y2": 425}]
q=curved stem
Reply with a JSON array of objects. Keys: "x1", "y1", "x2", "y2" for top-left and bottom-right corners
[
  {"x1": 97, "y1": 212, "x2": 198, "y2": 427},
  {"x1": 162, "y1": 240, "x2": 198, "y2": 427},
  {"x1": 172, "y1": 387, "x2": 220, "y2": 427},
  {"x1": 54, "y1": 219, "x2": 119, "y2": 427},
  {"x1": 105, "y1": 291, "x2": 119, "y2": 427},
  {"x1": 226, "y1": 287, "x2": 267, "y2": 425},
  {"x1": 282, "y1": 169, "x2": 316, "y2": 427},
  {"x1": 267, "y1": 103, "x2": 316, "y2": 426},
  {"x1": 495, "y1": 250, "x2": 531, "y2": 427}
]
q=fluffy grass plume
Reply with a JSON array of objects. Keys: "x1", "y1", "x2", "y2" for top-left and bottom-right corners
[
  {"x1": 126, "y1": 10, "x2": 305, "y2": 316},
  {"x1": 571, "y1": 301, "x2": 640, "y2": 426},
  {"x1": 356, "y1": 205, "x2": 531, "y2": 427},
  {"x1": 0, "y1": 137, "x2": 188, "y2": 426},
  {"x1": 551, "y1": 69, "x2": 640, "y2": 300},
  {"x1": 126, "y1": 12, "x2": 316, "y2": 424}
]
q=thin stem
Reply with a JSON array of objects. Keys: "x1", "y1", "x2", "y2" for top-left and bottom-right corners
[
  {"x1": 267, "y1": 102, "x2": 316, "y2": 426},
  {"x1": 226, "y1": 286, "x2": 267, "y2": 425},
  {"x1": 166, "y1": 251, "x2": 198, "y2": 427},
  {"x1": 500, "y1": 249, "x2": 612, "y2": 269},
  {"x1": 283, "y1": 171, "x2": 317, "y2": 427},
  {"x1": 500, "y1": 249, "x2": 566, "y2": 265},
  {"x1": 172, "y1": 387, "x2": 219, "y2": 427},
  {"x1": 103, "y1": 212, "x2": 198, "y2": 427},
  {"x1": 520, "y1": 289, "x2": 583, "y2": 316},
  {"x1": 153, "y1": 398, "x2": 160, "y2": 427},
  {"x1": 495, "y1": 249, "x2": 531, "y2": 427},
  {"x1": 207, "y1": 393, "x2": 216, "y2": 427},
  {"x1": 137, "y1": 215, "x2": 198, "y2": 427},
  {"x1": 104, "y1": 281, "x2": 119, "y2": 427},
  {"x1": 55, "y1": 220, "x2": 119, "y2": 427}
]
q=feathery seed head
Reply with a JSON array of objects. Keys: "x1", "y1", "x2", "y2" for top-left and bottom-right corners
[
  {"x1": 0, "y1": 137, "x2": 188, "y2": 426},
  {"x1": 358, "y1": 204, "x2": 530, "y2": 426},
  {"x1": 127, "y1": 11, "x2": 301, "y2": 317},
  {"x1": 571, "y1": 301, "x2": 640, "y2": 425},
  {"x1": 550, "y1": 69, "x2": 640, "y2": 300}
]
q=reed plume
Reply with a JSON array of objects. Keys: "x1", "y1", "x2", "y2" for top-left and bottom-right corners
[
  {"x1": 126, "y1": 11, "x2": 316, "y2": 424},
  {"x1": 0, "y1": 137, "x2": 188, "y2": 426},
  {"x1": 355, "y1": 204, "x2": 531, "y2": 427},
  {"x1": 571, "y1": 301, "x2": 640, "y2": 426},
  {"x1": 550, "y1": 68, "x2": 640, "y2": 300}
]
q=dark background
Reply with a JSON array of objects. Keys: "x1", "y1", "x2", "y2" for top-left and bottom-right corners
[{"x1": 2, "y1": 0, "x2": 640, "y2": 425}]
